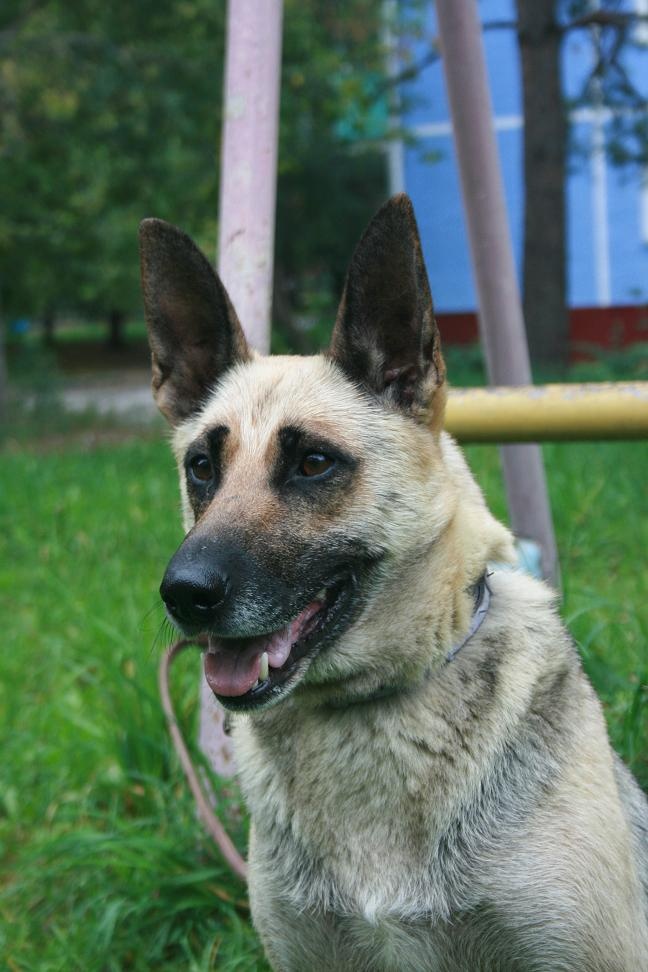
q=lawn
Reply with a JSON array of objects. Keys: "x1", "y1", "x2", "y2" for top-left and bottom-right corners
[{"x1": 1, "y1": 429, "x2": 646, "y2": 971}]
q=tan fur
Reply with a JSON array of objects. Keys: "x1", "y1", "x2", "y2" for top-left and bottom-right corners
[{"x1": 169, "y1": 355, "x2": 648, "y2": 971}]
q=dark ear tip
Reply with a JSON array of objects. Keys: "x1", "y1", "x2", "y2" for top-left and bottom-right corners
[
  {"x1": 383, "y1": 193, "x2": 415, "y2": 217},
  {"x1": 389, "y1": 192, "x2": 413, "y2": 209},
  {"x1": 139, "y1": 217, "x2": 177, "y2": 244},
  {"x1": 367, "y1": 194, "x2": 418, "y2": 237}
]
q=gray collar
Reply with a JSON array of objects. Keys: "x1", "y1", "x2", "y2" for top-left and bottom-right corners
[
  {"x1": 445, "y1": 573, "x2": 491, "y2": 663},
  {"x1": 325, "y1": 574, "x2": 491, "y2": 709}
]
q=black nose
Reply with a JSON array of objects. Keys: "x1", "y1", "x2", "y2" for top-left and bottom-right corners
[{"x1": 160, "y1": 562, "x2": 229, "y2": 629}]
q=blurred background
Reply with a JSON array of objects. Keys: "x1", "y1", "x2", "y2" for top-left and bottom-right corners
[{"x1": 1, "y1": 2, "x2": 646, "y2": 970}]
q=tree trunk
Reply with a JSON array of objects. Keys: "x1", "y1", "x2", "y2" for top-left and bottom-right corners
[
  {"x1": 107, "y1": 309, "x2": 125, "y2": 350},
  {"x1": 42, "y1": 309, "x2": 55, "y2": 346},
  {"x1": 271, "y1": 264, "x2": 314, "y2": 354},
  {"x1": 0, "y1": 313, "x2": 8, "y2": 426},
  {"x1": 516, "y1": 0, "x2": 569, "y2": 371}
]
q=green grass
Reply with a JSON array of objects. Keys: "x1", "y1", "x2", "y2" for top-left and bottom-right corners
[
  {"x1": 1, "y1": 432, "x2": 646, "y2": 970},
  {"x1": 0, "y1": 439, "x2": 269, "y2": 971},
  {"x1": 443, "y1": 341, "x2": 648, "y2": 386}
]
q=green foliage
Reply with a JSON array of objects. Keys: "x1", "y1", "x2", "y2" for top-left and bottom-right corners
[
  {"x1": 0, "y1": 0, "x2": 225, "y2": 322},
  {"x1": 0, "y1": 431, "x2": 646, "y2": 967},
  {"x1": 0, "y1": 0, "x2": 390, "y2": 344},
  {"x1": 444, "y1": 341, "x2": 648, "y2": 387},
  {"x1": 569, "y1": 342, "x2": 648, "y2": 381},
  {"x1": 559, "y1": 0, "x2": 648, "y2": 169},
  {"x1": 274, "y1": 2, "x2": 390, "y2": 345}
]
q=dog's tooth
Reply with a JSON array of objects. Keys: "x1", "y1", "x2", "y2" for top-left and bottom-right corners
[
  {"x1": 316, "y1": 589, "x2": 327, "y2": 601},
  {"x1": 259, "y1": 651, "x2": 269, "y2": 682}
]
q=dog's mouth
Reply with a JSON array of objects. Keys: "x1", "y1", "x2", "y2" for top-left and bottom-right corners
[{"x1": 203, "y1": 577, "x2": 355, "y2": 711}]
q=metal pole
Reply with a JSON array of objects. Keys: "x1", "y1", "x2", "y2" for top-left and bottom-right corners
[
  {"x1": 201, "y1": 0, "x2": 283, "y2": 778},
  {"x1": 445, "y1": 382, "x2": 648, "y2": 442},
  {"x1": 589, "y1": 3, "x2": 612, "y2": 307},
  {"x1": 435, "y1": 0, "x2": 560, "y2": 587},
  {"x1": 217, "y1": 0, "x2": 284, "y2": 353},
  {"x1": 383, "y1": 0, "x2": 406, "y2": 195}
]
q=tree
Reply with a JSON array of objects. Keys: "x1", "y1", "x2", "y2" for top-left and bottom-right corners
[
  {"x1": 515, "y1": 0, "x2": 647, "y2": 370},
  {"x1": 0, "y1": 309, "x2": 7, "y2": 424},
  {"x1": 275, "y1": 0, "x2": 391, "y2": 348},
  {"x1": 0, "y1": 0, "x2": 226, "y2": 345},
  {"x1": 515, "y1": 0, "x2": 569, "y2": 370},
  {"x1": 0, "y1": 0, "x2": 392, "y2": 354}
]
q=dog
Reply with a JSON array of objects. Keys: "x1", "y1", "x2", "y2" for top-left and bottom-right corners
[{"x1": 139, "y1": 195, "x2": 648, "y2": 971}]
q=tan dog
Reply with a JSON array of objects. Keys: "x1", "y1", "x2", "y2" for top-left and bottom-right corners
[{"x1": 140, "y1": 195, "x2": 648, "y2": 971}]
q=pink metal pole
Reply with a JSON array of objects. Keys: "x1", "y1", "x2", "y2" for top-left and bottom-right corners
[
  {"x1": 217, "y1": 0, "x2": 284, "y2": 353},
  {"x1": 435, "y1": 0, "x2": 559, "y2": 587},
  {"x1": 200, "y1": 0, "x2": 284, "y2": 779}
]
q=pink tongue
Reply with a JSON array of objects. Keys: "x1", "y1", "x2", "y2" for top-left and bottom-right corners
[{"x1": 204, "y1": 599, "x2": 323, "y2": 698}]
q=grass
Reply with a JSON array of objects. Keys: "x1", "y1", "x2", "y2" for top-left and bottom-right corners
[
  {"x1": 465, "y1": 440, "x2": 648, "y2": 770},
  {"x1": 442, "y1": 341, "x2": 648, "y2": 386},
  {"x1": 1, "y1": 420, "x2": 646, "y2": 969},
  {"x1": 0, "y1": 439, "x2": 269, "y2": 971}
]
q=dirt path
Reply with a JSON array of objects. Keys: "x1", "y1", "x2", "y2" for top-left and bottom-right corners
[
  {"x1": 62, "y1": 383, "x2": 156, "y2": 418},
  {"x1": 60, "y1": 369, "x2": 157, "y2": 420}
]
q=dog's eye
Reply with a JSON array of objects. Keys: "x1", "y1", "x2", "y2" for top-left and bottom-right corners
[
  {"x1": 188, "y1": 454, "x2": 214, "y2": 484},
  {"x1": 298, "y1": 453, "x2": 335, "y2": 478}
]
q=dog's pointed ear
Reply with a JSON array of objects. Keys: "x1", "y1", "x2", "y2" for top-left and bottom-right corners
[
  {"x1": 329, "y1": 194, "x2": 445, "y2": 425},
  {"x1": 139, "y1": 218, "x2": 250, "y2": 425}
]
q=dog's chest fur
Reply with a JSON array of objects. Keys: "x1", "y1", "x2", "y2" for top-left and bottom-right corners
[
  {"x1": 235, "y1": 702, "x2": 486, "y2": 970},
  {"x1": 233, "y1": 578, "x2": 580, "y2": 968},
  {"x1": 233, "y1": 576, "x2": 648, "y2": 971},
  {"x1": 238, "y1": 696, "x2": 476, "y2": 920}
]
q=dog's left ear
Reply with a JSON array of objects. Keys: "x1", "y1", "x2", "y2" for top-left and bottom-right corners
[{"x1": 329, "y1": 194, "x2": 445, "y2": 425}]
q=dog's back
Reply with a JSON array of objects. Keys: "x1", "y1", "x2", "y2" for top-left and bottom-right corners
[{"x1": 615, "y1": 754, "x2": 648, "y2": 903}]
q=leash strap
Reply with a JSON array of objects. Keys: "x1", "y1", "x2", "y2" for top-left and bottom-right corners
[{"x1": 158, "y1": 637, "x2": 248, "y2": 882}]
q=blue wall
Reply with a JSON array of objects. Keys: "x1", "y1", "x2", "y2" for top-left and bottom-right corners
[{"x1": 399, "y1": 0, "x2": 648, "y2": 311}]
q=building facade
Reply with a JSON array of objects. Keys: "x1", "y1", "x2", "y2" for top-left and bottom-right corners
[{"x1": 392, "y1": 0, "x2": 648, "y2": 349}]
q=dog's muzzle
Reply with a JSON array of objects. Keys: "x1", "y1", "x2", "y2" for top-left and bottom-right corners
[{"x1": 159, "y1": 528, "x2": 383, "y2": 709}]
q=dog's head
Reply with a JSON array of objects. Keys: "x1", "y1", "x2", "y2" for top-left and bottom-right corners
[{"x1": 140, "y1": 196, "x2": 495, "y2": 711}]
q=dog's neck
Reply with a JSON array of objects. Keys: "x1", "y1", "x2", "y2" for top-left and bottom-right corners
[{"x1": 324, "y1": 574, "x2": 490, "y2": 709}]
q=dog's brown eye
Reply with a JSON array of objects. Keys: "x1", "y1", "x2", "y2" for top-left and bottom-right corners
[
  {"x1": 299, "y1": 453, "x2": 335, "y2": 478},
  {"x1": 188, "y1": 454, "x2": 213, "y2": 484}
]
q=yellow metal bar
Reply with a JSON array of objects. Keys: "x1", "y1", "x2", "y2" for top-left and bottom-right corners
[{"x1": 445, "y1": 381, "x2": 648, "y2": 442}]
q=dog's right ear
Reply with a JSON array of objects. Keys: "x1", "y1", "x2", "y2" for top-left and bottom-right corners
[{"x1": 139, "y1": 219, "x2": 250, "y2": 425}]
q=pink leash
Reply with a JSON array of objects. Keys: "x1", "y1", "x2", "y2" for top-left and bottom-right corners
[{"x1": 158, "y1": 637, "x2": 248, "y2": 882}]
